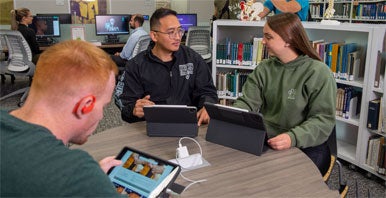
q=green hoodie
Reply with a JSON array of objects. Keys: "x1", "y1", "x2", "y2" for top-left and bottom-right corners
[{"x1": 233, "y1": 55, "x2": 337, "y2": 148}]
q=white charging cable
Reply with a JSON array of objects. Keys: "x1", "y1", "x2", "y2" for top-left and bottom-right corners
[{"x1": 174, "y1": 137, "x2": 207, "y2": 193}]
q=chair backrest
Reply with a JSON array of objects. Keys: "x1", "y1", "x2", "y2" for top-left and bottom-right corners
[
  {"x1": 185, "y1": 26, "x2": 212, "y2": 60},
  {"x1": 0, "y1": 30, "x2": 34, "y2": 74},
  {"x1": 131, "y1": 34, "x2": 151, "y2": 59},
  {"x1": 326, "y1": 126, "x2": 337, "y2": 156}
]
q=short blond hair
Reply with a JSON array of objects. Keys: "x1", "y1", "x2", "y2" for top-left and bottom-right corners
[{"x1": 31, "y1": 40, "x2": 118, "y2": 100}]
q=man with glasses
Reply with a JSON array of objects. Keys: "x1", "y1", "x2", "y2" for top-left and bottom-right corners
[{"x1": 115, "y1": 8, "x2": 218, "y2": 126}]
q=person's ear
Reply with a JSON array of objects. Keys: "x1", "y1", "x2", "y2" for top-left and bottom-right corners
[
  {"x1": 285, "y1": 43, "x2": 290, "y2": 47},
  {"x1": 150, "y1": 31, "x2": 157, "y2": 42},
  {"x1": 73, "y1": 95, "x2": 96, "y2": 118}
]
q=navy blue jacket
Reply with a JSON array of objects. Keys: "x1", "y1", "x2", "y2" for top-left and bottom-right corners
[{"x1": 115, "y1": 43, "x2": 218, "y2": 123}]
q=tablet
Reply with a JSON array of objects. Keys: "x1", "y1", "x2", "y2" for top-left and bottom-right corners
[
  {"x1": 204, "y1": 102, "x2": 268, "y2": 156},
  {"x1": 107, "y1": 146, "x2": 180, "y2": 198},
  {"x1": 143, "y1": 105, "x2": 198, "y2": 137}
]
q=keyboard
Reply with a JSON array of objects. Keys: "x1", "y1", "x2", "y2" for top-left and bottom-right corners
[{"x1": 101, "y1": 42, "x2": 126, "y2": 45}]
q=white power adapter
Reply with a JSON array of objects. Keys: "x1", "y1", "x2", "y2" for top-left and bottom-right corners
[
  {"x1": 171, "y1": 153, "x2": 203, "y2": 169},
  {"x1": 172, "y1": 141, "x2": 203, "y2": 169},
  {"x1": 176, "y1": 145, "x2": 190, "y2": 158}
]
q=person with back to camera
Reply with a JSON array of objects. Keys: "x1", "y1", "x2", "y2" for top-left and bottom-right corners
[
  {"x1": 0, "y1": 40, "x2": 127, "y2": 197},
  {"x1": 10, "y1": 8, "x2": 40, "y2": 64},
  {"x1": 114, "y1": 8, "x2": 218, "y2": 126},
  {"x1": 232, "y1": 13, "x2": 337, "y2": 176},
  {"x1": 258, "y1": 0, "x2": 309, "y2": 21},
  {"x1": 111, "y1": 14, "x2": 148, "y2": 69}
]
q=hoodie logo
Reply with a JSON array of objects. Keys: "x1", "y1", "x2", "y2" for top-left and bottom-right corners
[
  {"x1": 287, "y1": 88, "x2": 296, "y2": 100},
  {"x1": 179, "y1": 63, "x2": 194, "y2": 80}
]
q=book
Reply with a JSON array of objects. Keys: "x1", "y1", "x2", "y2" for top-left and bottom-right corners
[
  {"x1": 347, "y1": 50, "x2": 361, "y2": 81},
  {"x1": 330, "y1": 42, "x2": 344, "y2": 78},
  {"x1": 374, "y1": 50, "x2": 382, "y2": 88},
  {"x1": 367, "y1": 99, "x2": 381, "y2": 130},
  {"x1": 107, "y1": 146, "x2": 181, "y2": 198}
]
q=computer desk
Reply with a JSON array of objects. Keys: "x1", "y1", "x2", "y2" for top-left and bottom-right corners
[{"x1": 71, "y1": 121, "x2": 340, "y2": 197}]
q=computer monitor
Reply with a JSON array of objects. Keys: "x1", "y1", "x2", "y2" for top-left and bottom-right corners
[
  {"x1": 95, "y1": 14, "x2": 131, "y2": 43},
  {"x1": 30, "y1": 15, "x2": 61, "y2": 38},
  {"x1": 37, "y1": 13, "x2": 72, "y2": 24},
  {"x1": 176, "y1": 13, "x2": 197, "y2": 31}
]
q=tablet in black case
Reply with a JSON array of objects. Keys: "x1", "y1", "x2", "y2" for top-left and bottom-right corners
[
  {"x1": 144, "y1": 105, "x2": 198, "y2": 137},
  {"x1": 204, "y1": 102, "x2": 268, "y2": 156}
]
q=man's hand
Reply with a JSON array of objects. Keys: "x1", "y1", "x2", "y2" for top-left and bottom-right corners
[
  {"x1": 267, "y1": 133, "x2": 292, "y2": 150},
  {"x1": 197, "y1": 107, "x2": 210, "y2": 126},
  {"x1": 99, "y1": 156, "x2": 122, "y2": 173},
  {"x1": 133, "y1": 95, "x2": 155, "y2": 118},
  {"x1": 114, "y1": 52, "x2": 120, "y2": 56}
]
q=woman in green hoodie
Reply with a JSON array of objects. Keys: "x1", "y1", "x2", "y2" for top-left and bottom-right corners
[{"x1": 233, "y1": 12, "x2": 337, "y2": 176}]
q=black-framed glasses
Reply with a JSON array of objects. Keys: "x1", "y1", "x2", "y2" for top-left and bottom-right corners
[{"x1": 152, "y1": 28, "x2": 185, "y2": 39}]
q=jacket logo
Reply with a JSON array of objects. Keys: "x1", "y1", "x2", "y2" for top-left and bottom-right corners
[
  {"x1": 179, "y1": 63, "x2": 194, "y2": 80},
  {"x1": 287, "y1": 88, "x2": 296, "y2": 100}
]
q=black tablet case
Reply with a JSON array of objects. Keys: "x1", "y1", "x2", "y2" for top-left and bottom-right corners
[
  {"x1": 204, "y1": 102, "x2": 268, "y2": 156},
  {"x1": 144, "y1": 105, "x2": 198, "y2": 137}
]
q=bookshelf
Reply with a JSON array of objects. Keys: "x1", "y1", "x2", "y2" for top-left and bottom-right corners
[
  {"x1": 309, "y1": 0, "x2": 386, "y2": 24},
  {"x1": 211, "y1": 19, "x2": 386, "y2": 180}
]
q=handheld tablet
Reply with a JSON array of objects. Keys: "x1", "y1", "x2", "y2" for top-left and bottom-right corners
[{"x1": 107, "y1": 146, "x2": 180, "y2": 198}]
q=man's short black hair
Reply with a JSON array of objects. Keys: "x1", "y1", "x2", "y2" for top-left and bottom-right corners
[{"x1": 150, "y1": 8, "x2": 177, "y2": 30}]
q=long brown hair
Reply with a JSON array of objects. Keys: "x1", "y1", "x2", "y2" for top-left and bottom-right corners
[
  {"x1": 267, "y1": 13, "x2": 321, "y2": 61},
  {"x1": 10, "y1": 8, "x2": 30, "y2": 30}
]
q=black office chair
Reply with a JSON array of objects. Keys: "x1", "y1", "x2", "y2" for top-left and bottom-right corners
[
  {"x1": 0, "y1": 30, "x2": 35, "y2": 106},
  {"x1": 324, "y1": 126, "x2": 349, "y2": 198}
]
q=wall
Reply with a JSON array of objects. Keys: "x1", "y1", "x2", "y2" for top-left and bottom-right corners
[{"x1": 12, "y1": 0, "x2": 214, "y2": 42}]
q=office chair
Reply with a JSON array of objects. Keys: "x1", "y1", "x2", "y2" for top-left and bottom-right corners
[
  {"x1": 131, "y1": 34, "x2": 151, "y2": 59},
  {"x1": 185, "y1": 26, "x2": 212, "y2": 63},
  {"x1": 324, "y1": 126, "x2": 349, "y2": 198},
  {"x1": 0, "y1": 30, "x2": 35, "y2": 106},
  {"x1": 116, "y1": 34, "x2": 151, "y2": 77}
]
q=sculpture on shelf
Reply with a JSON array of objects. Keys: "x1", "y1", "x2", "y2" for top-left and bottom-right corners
[
  {"x1": 321, "y1": 0, "x2": 340, "y2": 25},
  {"x1": 239, "y1": 0, "x2": 263, "y2": 21},
  {"x1": 324, "y1": 0, "x2": 335, "y2": 19}
]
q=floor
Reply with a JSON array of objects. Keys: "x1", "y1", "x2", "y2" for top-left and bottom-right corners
[{"x1": 1, "y1": 77, "x2": 385, "y2": 198}]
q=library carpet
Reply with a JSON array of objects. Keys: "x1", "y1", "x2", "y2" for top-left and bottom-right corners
[{"x1": 1, "y1": 77, "x2": 385, "y2": 198}]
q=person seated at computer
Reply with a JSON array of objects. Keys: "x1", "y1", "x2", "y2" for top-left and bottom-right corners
[
  {"x1": 105, "y1": 17, "x2": 120, "y2": 32},
  {"x1": 232, "y1": 13, "x2": 336, "y2": 176},
  {"x1": 114, "y1": 8, "x2": 218, "y2": 126},
  {"x1": 111, "y1": 14, "x2": 148, "y2": 68},
  {"x1": 10, "y1": 8, "x2": 40, "y2": 64}
]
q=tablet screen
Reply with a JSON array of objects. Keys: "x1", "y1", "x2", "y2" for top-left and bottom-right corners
[{"x1": 108, "y1": 147, "x2": 179, "y2": 197}]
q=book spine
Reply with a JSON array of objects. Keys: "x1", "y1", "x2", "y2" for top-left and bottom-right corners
[{"x1": 367, "y1": 99, "x2": 381, "y2": 130}]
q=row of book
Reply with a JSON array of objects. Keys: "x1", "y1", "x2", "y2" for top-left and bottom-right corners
[
  {"x1": 216, "y1": 37, "x2": 269, "y2": 66},
  {"x1": 311, "y1": 40, "x2": 361, "y2": 81},
  {"x1": 216, "y1": 71, "x2": 250, "y2": 97},
  {"x1": 366, "y1": 135, "x2": 386, "y2": 175},
  {"x1": 336, "y1": 86, "x2": 360, "y2": 119},
  {"x1": 309, "y1": 2, "x2": 386, "y2": 20},
  {"x1": 353, "y1": 2, "x2": 386, "y2": 20}
]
